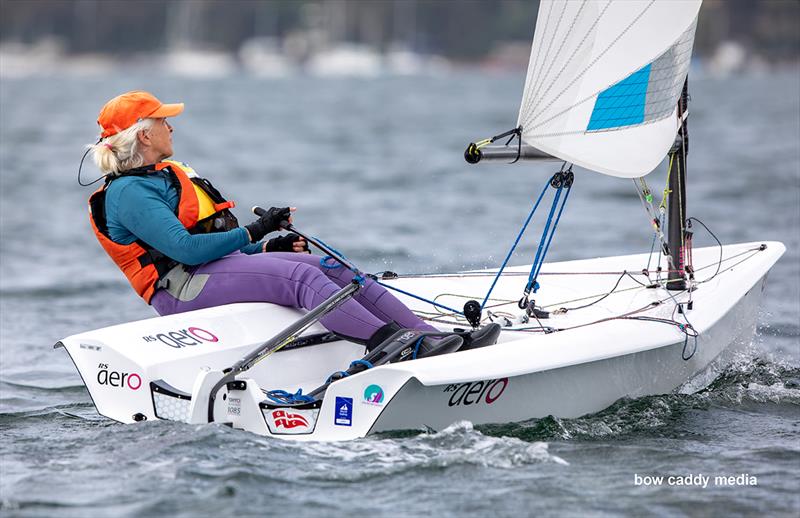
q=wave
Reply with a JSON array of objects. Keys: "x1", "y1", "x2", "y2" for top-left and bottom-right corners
[
  {"x1": 1, "y1": 355, "x2": 796, "y2": 517},
  {"x1": 290, "y1": 421, "x2": 567, "y2": 482},
  {"x1": 478, "y1": 354, "x2": 800, "y2": 442},
  {"x1": 0, "y1": 379, "x2": 87, "y2": 392},
  {"x1": 0, "y1": 402, "x2": 108, "y2": 424},
  {"x1": 0, "y1": 280, "x2": 124, "y2": 299},
  {"x1": 757, "y1": 321, "x2": 800, "y2": 338}
]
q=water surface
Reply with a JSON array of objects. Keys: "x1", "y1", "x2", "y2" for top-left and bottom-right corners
[{"x1": 1, "y1": 71, "x2": 798, "y2": 516}]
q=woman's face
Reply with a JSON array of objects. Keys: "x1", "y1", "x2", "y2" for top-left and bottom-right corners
[{"x1": 142, "y1": 117, "x2": 174, "y2": 161}]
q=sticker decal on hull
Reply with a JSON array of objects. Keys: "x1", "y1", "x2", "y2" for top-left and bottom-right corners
[
  {"x1": 142, "y1": 327, "x2": 219, "y2": 348},
  {"x1": 335, "y1": 397, "x2": 353, "y2": 426},
  {"x1": 264, "y1": 408, "x2": 319, "y2": 435},
  {"x1": 363, "y1": 384, "x2": 385, "y2": 406},
  {"x1": 443, "y1": 378, "x2": 508, "y2": 407},
  {"x1": 96, "y1": 363, "x2": 142, "y2": 390}
]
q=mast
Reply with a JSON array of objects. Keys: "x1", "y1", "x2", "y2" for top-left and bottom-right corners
[{"x1": 666, "y1": 79, "x2": 689, "y2": 290}]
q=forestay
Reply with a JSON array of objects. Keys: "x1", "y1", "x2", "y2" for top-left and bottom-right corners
[{"x1": 517, "y1": 0, "x2": 701, "y2": 177}]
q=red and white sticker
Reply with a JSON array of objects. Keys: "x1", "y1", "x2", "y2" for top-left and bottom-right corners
[{"x1": 264, "y1": 408, "x2": 319, "y2": 435}]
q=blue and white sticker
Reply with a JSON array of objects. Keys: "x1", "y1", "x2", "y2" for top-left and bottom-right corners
[{"x1": 334, "y1": 396, "x2": 353, "y2": 426}]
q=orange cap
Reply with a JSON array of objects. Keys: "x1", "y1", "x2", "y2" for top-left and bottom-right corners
[{"x1": 97, "y1": 90, "x2": 184, "y2": 139}]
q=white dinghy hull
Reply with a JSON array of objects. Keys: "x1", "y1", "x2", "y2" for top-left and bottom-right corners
[{"x1": 57, "y1": 242, "x2": 784, "y2": 441}]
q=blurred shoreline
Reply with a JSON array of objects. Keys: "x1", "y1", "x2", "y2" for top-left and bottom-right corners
[
  {"x1": 3, "y1": 0, "x2": 798, "y2": 79},
  {"x1": 2, "y1": 38, "x2": 798, "y2": 80}
]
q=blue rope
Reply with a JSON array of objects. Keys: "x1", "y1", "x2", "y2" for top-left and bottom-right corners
[
  {"x1": 325, "y1": 371, "x2": 349, "y2": 384},
  {"x1": 313, "y1": 235, "x2": 366, "y2": 285},
  {"x1": 411, "y1": 336, "x2": 425, "y2": 359},
  {"x1": 480, "y1": 176, "x2": 552, "y2": 310},
  {"x1": 376, "y1": 280, "x2": 464, "y2": 315},
  {"x1": 313, "y1": 236, "x2": 345, "y2": 259},
  {"x1": 290, "y1": 172, "x2": 572, "y2": 320},
  {"x1": 525, "y1": 185, "x2": 563, "y2": 294},
  {"x1": 315, "y1": 236, "x2": 346, "y2": 269},
  {"x1": 529, "y1": 185, "x2": 572, "y2": 293},
  {"x1": 349, "y1": 359, "x2": 373, "y2": 370},
  {"x1": 320, "y1": 256, "x2": 342, "y2": 269},
  {"x1": 267, "y1": 388, "x2": 315, "y2": 404}
]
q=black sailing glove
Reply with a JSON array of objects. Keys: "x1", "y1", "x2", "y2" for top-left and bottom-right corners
[
  {"x1": 265, "y1": 233, "x2": 309, "y2": 253},
  {"x1": 244, "y1": 206, "x2": 291, "y2": 243}
]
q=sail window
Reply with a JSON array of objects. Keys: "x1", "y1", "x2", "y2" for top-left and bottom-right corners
[
  {"x1": 587, "y1": 64, "x2": 651, "y2": 131},
  {"x1": 586, "y1": 19, "x2": 697, "y2": 132}
]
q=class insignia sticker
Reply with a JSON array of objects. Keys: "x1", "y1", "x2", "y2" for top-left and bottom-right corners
[
  {"x1": 264, "y1": 408, "x2": 319, "y2": 435},
  {"x1": 363, "y1": 384, "x2": 385, "y2": 406},
  {"x1": 334, "y1": 397, "x2": 353, "y2": 426}
]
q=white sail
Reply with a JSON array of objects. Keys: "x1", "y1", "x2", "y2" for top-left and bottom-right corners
[{"x1": 517, "y1": 0, "x2": 701, "y2": 178}]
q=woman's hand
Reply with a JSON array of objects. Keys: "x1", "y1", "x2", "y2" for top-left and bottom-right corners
[
  {"x1": 263, "y1": 233, "x2": 310, "y2": 253},
  {"x1": 245, "y1": 206, "x2": 294, "y2": 242},
  {"x1": 291, "y1": 236, "x2": 309, "y2": 253}
]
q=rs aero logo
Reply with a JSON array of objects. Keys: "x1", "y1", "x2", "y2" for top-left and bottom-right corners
[
  {"x1": 96, "y1": 363, "x2": 141, "y2": 390},
  {"x1": 443, "y1": 378, "x2": 508, "y2": 407},
  {"x1": 142, "y1": 326, "x2": 219, "y2": 349}
]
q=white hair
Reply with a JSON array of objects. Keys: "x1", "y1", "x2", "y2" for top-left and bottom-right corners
[{"x1": 90, "y1": 118, "x2": 156, "y2": 175}]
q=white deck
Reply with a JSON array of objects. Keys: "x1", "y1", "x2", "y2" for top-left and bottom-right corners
[{"x1": 58, "y1": 242, "x2": 784, "y2": 440}]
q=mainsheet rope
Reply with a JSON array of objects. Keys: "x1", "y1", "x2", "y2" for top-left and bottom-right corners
[{"x1": 308, "y1": 169, "x2": 577, "y2": 319}]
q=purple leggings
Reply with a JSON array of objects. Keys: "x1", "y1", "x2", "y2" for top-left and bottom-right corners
[{"x1": 150, "y1": 252, "x2": 437, "y2": 341}]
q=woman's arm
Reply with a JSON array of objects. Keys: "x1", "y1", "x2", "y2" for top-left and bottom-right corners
[
  {"x1": 239, "y1": 242, "x2": 264, "y2": 255},
  {"x1": 115, "y1": 181, "x2": 250, "y2": 265}
]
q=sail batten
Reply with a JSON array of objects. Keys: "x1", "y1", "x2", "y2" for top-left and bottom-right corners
[{"x1": 516, "y1": 0, "x2": 701, "y2": 178}]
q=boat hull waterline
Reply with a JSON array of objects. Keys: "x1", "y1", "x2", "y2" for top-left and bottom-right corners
[{"x1": 57, "y1": 242, "x2": 784, "y2": 441}]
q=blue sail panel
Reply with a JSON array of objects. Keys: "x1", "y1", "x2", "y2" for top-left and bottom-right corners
[{"x1": 587, "y1": 64, "x2": 652, "y2": 131}]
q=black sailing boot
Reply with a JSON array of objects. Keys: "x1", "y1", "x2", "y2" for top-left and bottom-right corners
[
  {"x1": 366, "y1": 322, "x2": 403, "y2": 352},
  {"x1": 365, "y1": 323, "x2": 463, "y2": 364},
  {"x1": 454, "y1": 323, "x2": 503, "y2": 351}
]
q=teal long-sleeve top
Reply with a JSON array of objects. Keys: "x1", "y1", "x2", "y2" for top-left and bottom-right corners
[{"x1": 104, "y1": 169, "x2": 262, "y2": 265}]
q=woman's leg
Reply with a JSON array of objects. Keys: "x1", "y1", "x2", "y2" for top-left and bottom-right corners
[
  {"x1": 265, "y1": 252, "x2": 438, "y2": 332},
  {"x1": 150, "y1": 253, "x2": 388, "y2": 341}
]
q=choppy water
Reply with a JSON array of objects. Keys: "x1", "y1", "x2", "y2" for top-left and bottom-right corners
[{"x1": 1, "y1": 70, "x2": 799, "y2": 517}]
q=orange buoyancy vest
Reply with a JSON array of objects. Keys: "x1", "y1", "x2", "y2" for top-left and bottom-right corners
[{"x1": 88, "y1": 160, "x2": 238, "y2": 303}]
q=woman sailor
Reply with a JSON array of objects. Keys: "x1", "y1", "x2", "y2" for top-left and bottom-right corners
[{"x1": 87, "y1": 91, "x2": 497, "y2": 358}]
